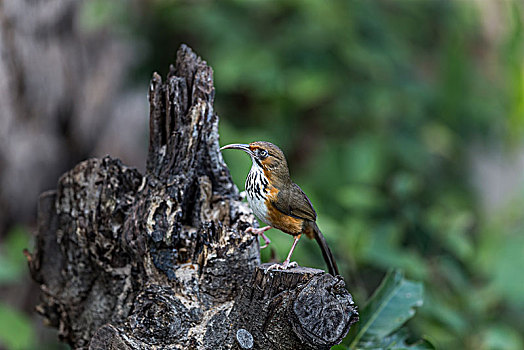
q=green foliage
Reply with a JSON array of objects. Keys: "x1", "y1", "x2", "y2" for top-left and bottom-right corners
[
  {"x1": 0, "y1": 226, "x2": 36, "y2": 349},
  {"x1": 348, "y1": 270, "x2": 423, "y2": 346},
  {"x1": 0, "y1": 225, "x2": 30, "y2": 283},
  {"x1": 0, "y1": 302, "x2": 36, "y2": 350},
  {"x1": 476, "y1": 194, "x2": 524, "y2": 307},
  {"x1": 353, "y1": 330, "x2": 434, "y2": 350},
  {"x1": 346, "y1": 270, "x2": 430, "y2": 350}
]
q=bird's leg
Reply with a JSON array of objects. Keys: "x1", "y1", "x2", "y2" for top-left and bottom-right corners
[
  {"x1": 259, "y1": 233, "x2": 271, "y2": 249},
  {"x1": 282, "y1": 234, "x2": 301, "y2": 268},
  {"x1": 245, "y1": 226, "x2": 272, "y2": 248},
  {"x1": 267, "y1": 234, "x2": 301, "y2": 272}
]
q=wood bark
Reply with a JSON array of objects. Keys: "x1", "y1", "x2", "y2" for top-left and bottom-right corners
[{"x1": 28, "y1": 45, "x2": 358, "y2": 350}]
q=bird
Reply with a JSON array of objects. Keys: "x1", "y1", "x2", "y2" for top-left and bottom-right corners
[{"x1": 220, "y1": 141, "x2": 339, "y2": 275}]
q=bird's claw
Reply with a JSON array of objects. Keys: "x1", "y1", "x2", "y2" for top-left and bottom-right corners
[
  {"x1": 245, "y1": 227, "x2": 265, "y2": 235},
  {"x1": 265, "y1": 261, "x2": 298, "y2": 273},
  {"x1": 287, "y1": 261, "x2": 298, "y2": 268},
  {"x1": 245, "y1": 227, "x2": 271, "y2": 249}
]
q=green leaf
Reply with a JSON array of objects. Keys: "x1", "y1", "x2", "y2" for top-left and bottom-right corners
[
  {"x1": 331, "y1": 345, "x2": 349, "y2": 350},
  {"x1": 0, "y1": 302, "x2": 36, "y2": 350},
  {"x1": 348, "y1": 269, "x2": 424, "y2": 348},
  {"x1": 357, "y1": 329, "x2": 434, "y2": 350}
]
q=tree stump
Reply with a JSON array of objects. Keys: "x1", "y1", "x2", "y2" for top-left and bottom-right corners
[{"x1": 27, "y1": 45, "x2": 358, "y2": 350}]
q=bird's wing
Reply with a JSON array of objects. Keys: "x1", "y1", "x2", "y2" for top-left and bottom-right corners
[{"x1": 271, "y1": 183, "x2": 317, "y2": 222}]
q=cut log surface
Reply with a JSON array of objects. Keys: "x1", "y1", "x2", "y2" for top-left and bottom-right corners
[{"x1": 28, "y1": 45, "x2": 358, "y2": 350}]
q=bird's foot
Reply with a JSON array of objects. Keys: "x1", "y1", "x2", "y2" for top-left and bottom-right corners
[
  {"x1": 285, "y1": 261, "x2": 298, "y2": 269},
  {"x1": 265, "y1": 260, "x2": 298, "y2": 273},
  {"x1": 246, "y1": 226, "x2": 272, "y2": 249}
]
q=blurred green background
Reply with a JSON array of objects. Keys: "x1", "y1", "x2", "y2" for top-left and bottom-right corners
[{"x1": 2, "y1": 0, "x2": 524, "y2": 349}]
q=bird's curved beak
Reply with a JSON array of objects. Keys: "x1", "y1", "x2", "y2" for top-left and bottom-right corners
[{"x1": 220, "y1": 143, "x2": 254, "y2": 157}]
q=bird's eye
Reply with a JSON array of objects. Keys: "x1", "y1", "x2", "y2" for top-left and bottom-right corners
[{"x1": 258, "y1": 149, "x2": 268, "y2": 159}]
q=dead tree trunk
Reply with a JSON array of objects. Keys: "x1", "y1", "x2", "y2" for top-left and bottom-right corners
[{"x1": 27, "y1": 45, "x2": 358, "y2": 350}]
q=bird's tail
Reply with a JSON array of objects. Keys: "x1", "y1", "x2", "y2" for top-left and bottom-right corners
[{"x1": 312, "y1": 222, "x2": 339, "y2": 276}]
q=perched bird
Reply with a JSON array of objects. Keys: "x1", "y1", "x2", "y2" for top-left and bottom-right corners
[{"x1": 221, "y1": 141, "x2": 339, "y2": 275}]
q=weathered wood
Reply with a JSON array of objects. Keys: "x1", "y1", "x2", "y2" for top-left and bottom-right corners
[
  {"x1": 28, "y1": 45, "x2": 358, "y2": 350},
  {"x1": 227, "y1": 264, "x2": 358, "y2": 350}
]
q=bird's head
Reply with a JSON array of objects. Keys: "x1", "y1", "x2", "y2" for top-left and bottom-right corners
[{"x1": 221, "y1": 141, "x2": 290, "y2": 182}]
